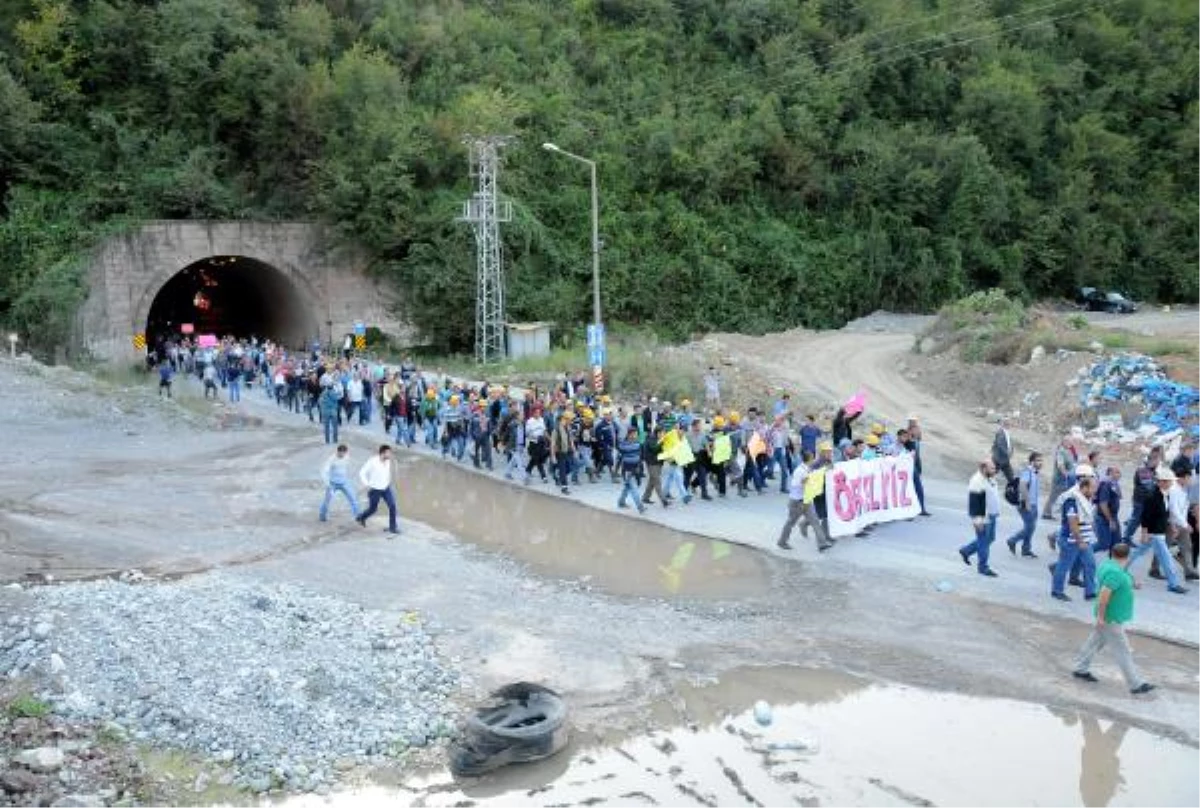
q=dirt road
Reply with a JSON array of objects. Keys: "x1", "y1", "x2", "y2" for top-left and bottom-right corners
[{"x1": 711, "y1": 320, "x2": 1009, "y2": 477}]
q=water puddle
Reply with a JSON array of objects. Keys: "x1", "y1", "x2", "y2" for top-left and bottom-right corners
[
  {"x1": 284, "y1": 667, "x2": 1198, "y2": 807},
  {"x1": 396, "y1": 457, "x2": 772, "y2": 600}
]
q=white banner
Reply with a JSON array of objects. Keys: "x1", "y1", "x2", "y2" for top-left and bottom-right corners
[{"x1": 823, "y1": 453, "x2": 921, "y2": 538}]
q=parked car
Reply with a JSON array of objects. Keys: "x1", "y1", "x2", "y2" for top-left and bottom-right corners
[
  {"x1": 1084, "y1": 290, "x2": 1138, "y2": 313},
  {"x1": 1075, "y1": 286, "x2": 1097, "y2": 307}
]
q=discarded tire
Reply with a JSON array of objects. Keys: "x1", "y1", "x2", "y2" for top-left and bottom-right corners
[{"x1": 449, "y1": 682, "x2": 570, "y2": 777}]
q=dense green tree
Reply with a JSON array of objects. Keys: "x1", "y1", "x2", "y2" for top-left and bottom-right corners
[{"x1": 0, "y1": 0, "x2": 1195, "y2": 353}]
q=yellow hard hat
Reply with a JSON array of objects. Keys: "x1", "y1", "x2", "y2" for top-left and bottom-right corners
[
  {"x1": 865, "y1": 434, "x2": 880, "y2": 446},
  {"x1": 713, "y1": 416, "x2": 726, "y2": 428},
  {"x1": 871, "y1": 422, "x2": 885, "y2": 435},
  {"x1": 583, "y1": 408, "x2": 595, "y2": 419},
  {"x1": 600, "y1": 395, "x2": 611, "y2": 404},
  {"x1": 560, "y1": 413, "x2": 572, "y2": 422},
  {"x1": 681, "y1": 398, "x2": 691, "y2": 407},
  {"x1": 818, "y1": 441, "x2": 833, "y2": 452},
  {"x1": 425, "y1": 389, "x2": 435, "y2": 399},
  {"x1": 729, "y1": 411, "x2": 741, "y2": 424},
  {"x1": 449, "y1": 395, "x2": 460, "y2": 404}
]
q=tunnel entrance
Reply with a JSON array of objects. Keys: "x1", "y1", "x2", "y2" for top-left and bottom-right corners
[{"x1": 145, "y1": 256, "x2": 319, "y2": 351}]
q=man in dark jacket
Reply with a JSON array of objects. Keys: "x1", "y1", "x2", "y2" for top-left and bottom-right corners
[
  {"x1": 991, "y1": 416, "x2": 1015, "y2": 484},
  {"x1": 1128, "y1": 466, "x2": 1188, "y2": 594},
  {"x1": 1122, "y1": 447, "x2": 1161, "y2": 542}
]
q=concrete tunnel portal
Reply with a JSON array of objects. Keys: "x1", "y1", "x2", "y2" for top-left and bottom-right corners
[{"x1": 144, "y1": 256, "x2": 319, "y2": 350}]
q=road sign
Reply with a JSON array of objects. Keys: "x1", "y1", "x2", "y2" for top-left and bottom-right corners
[
  {"x1": 588, "y1": 346, "x2": 606, "y2": 367},
  {"x1": 132, "y1": 333, "x2": 146, "y2": 351},
  {"x1": 180, "y1": 323, "x2": 194, "y2": 335},
  {"x1": 586, "y1": 323, "x2": 605, "y2": 349},
  {"x1": 592, "y1": 365, "x2": 604, "y2": 393},
  {"x1": 355, "y1": 335, "x2": 366, "y2": 351},
  {"x1": 353, "y1": 322, "x2": 366, "y2": 336}
]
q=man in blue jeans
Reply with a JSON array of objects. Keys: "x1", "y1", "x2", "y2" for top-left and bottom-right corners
[
  {"x1": 227, "y1": 362, "x2": 242, "y2": 403},
  {"x1": 1007, "y1": 452, "x2": 1043, "y2": 557},
  {"x1": 1093, "y1": 466, "x2": 1123, "y2": 554},
  {"x1": 1122, "y1": 447, "x2": 1161, "y2": 542},
  {"x1": 319, "y1": 444, "x2": 359, "y2": 523},
  {"x1": 959, "y1": 459, "x2": 1000, "y2": 577},
  {"x1": 356, "y1": 445, "x2": 399, "y2": 535},
  {"x1": 318, "y1": 384, "x2": 342, "y2": 445},
  {"x1": 1129, "y1": 465, "x2": 1189, "y2": 594},
  {"x1": 1051, "y1": 472, "x2": 1099, "y2": 602}
]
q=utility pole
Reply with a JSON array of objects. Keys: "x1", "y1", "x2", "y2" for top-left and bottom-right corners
[{"x1": 458, "y1": 136, "x2": 513, "y2": 364}]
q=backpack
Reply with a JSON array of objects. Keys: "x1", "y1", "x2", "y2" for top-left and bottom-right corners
[{"x1": 1004, "y1": 474, "x2": 1021, "y2": 506}]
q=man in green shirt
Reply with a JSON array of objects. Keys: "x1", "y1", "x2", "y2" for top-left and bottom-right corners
[{"x1": 1072, "y1": 543, "x2": 1155, "y2": 694}]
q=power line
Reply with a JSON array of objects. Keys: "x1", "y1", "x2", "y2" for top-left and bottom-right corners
[
  {"x1": 600, "y1": 0, "x2": 1112, "y2": 125},
  {"x1": 664, "y1": 0, "x2": 1051, "y2": 111}
]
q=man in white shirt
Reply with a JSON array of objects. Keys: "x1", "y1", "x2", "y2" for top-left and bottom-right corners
[
  {"x1": 777, "y1": 452, "x2": 812, "y2": 551},
  {"x1": 1159, "y1": 466, "x2": 1197, "y2": 580},
  {"x1": 357, "y1": 445, "x2": 399, "y2": 535}
]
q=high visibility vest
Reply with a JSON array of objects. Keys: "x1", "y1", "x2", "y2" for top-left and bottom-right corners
[
  {"x1": 712, "y1": 434, "x2": 732, "y2": 464},
  {"x1": 803, "y1": 467, "x2": 826, "y2": 504},
  {"x1": 658, "y1": 430, "x2": 680, "y2": 461}
]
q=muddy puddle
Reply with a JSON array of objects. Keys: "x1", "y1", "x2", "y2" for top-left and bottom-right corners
[
  {"x1": 396, "y1": 457, "x2": 772, "y2": 600},
  {"x1": 285, "y1": 667, "x2": 1198, "y2": 807}
]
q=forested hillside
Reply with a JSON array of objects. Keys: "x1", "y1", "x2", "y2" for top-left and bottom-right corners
[{"x1": 0, "y1": 0, "x2": 1196, "y2": 351}]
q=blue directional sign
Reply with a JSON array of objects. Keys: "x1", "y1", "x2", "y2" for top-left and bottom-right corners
[
  {"x1": 353, "y1": 322, "x2": 366, "y2": 336},
  {"x1": 589, "y1": 346, "x2": 607, "y2": 367},
  {"x1": 586, "y1": 323, "x2": 606, "y2": 350}
]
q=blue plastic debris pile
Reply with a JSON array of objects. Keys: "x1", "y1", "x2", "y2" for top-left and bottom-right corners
[{"x1": 1079, "y1": 353, "x2": 1199, "y2": 439}]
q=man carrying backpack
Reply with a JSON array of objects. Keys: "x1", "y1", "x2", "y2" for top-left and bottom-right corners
[{"x1": 1006, "y1": 452, "x2": 1042, "y2": 558}]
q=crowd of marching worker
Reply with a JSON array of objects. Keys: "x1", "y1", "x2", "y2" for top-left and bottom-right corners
[
  {"x1": 972, "y1": 423, "x2": 1198, "y2": 599},
  {"x1": 146, "y1": 334, "x2": 1197, "y2": 699},
  {"x1": 148, "y1": 335, "x2": 1199, "y2": 601},
  {"x1": 148, "y1": 335, "x2": 934, "y2": 554}
]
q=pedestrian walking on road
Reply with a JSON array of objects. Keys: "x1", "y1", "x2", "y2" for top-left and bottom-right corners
[
  {"x1": 959, "y1": 459, "x2": 1001, "y2": 577},
  {"x1": 991, "y1": 416, "x2": 1015, "y2": 484},
  {"x1": 1129, "y1": 466, "x2": 1189, "y2": 593},
  {"x1": 1050, "y1": 467, "x2": 1099, "y2": 601},
  {"x1": 778, "y1": 451, "x2": 832, "y2": 551},
  {"x1": 1043, "y1": 436, "x2": 1077, "y2": 520},
  {"x1": 1072, "y1": 543, "x2": 1156, "y2": 695},
  {"x1": 318, "y1": 383, "x2": 342, "y2": 445},
  {"x1": 1155, "y1": 464, "x2": 1198, "y2": 581},
  {"x1": 357, "y1": 445, "x2": 399, "y2": 535},
  {"x1": 616, "y1": 427, "x2": 646, "y2": 514},
  {"x1": 157, "y1": 362, "x2": 174, "y2": 399},
  {"x1": 319, "y1": 444, "x2": 360, "y2": 523},
  {"x1": 1093, "y1": 466, "x2": 1123, "y2": 555},
  {"x1": 1006, "y1": 452, "x2": 1042, "y2": 557},
  {"x1": 904, "y1": 418, "x2": 931, "y2": 517},
  {"x1": 1122, "y1": 447, "x2": 1162, "y2": 542},
  {"x1": 641, "y1": 426, "x2": 667, "y2": 507}
]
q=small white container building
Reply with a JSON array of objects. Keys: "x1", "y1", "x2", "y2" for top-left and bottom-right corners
[{"x1": 506, "y1": 322, "x2": 552, "y2": 360}]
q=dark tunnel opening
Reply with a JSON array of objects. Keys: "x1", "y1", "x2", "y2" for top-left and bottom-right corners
[{"x1": 145, "y1": 256, "x2": 318, "y2": 350}]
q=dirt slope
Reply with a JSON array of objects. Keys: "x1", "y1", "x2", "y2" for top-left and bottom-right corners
[{"x1": 708, "y1": 326, "x2": 1003, "y2": 477}]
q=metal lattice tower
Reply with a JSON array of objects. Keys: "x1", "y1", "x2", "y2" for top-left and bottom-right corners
[{"x1": 458, "y1": 136, "x2": 513, "y2": 364}]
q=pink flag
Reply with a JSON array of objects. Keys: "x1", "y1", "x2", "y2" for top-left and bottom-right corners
[{"x1": 844, "y1": 389, "x2": 867, "y2": 416}]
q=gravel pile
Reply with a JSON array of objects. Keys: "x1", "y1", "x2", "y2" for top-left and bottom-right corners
[{"x1": 0, "y1": 575, "x2": 460, "y2": 794}]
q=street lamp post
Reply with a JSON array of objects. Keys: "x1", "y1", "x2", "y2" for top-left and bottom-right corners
[{"x1": 542, "y1": 142, "x2": 602, "y2": 337}]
